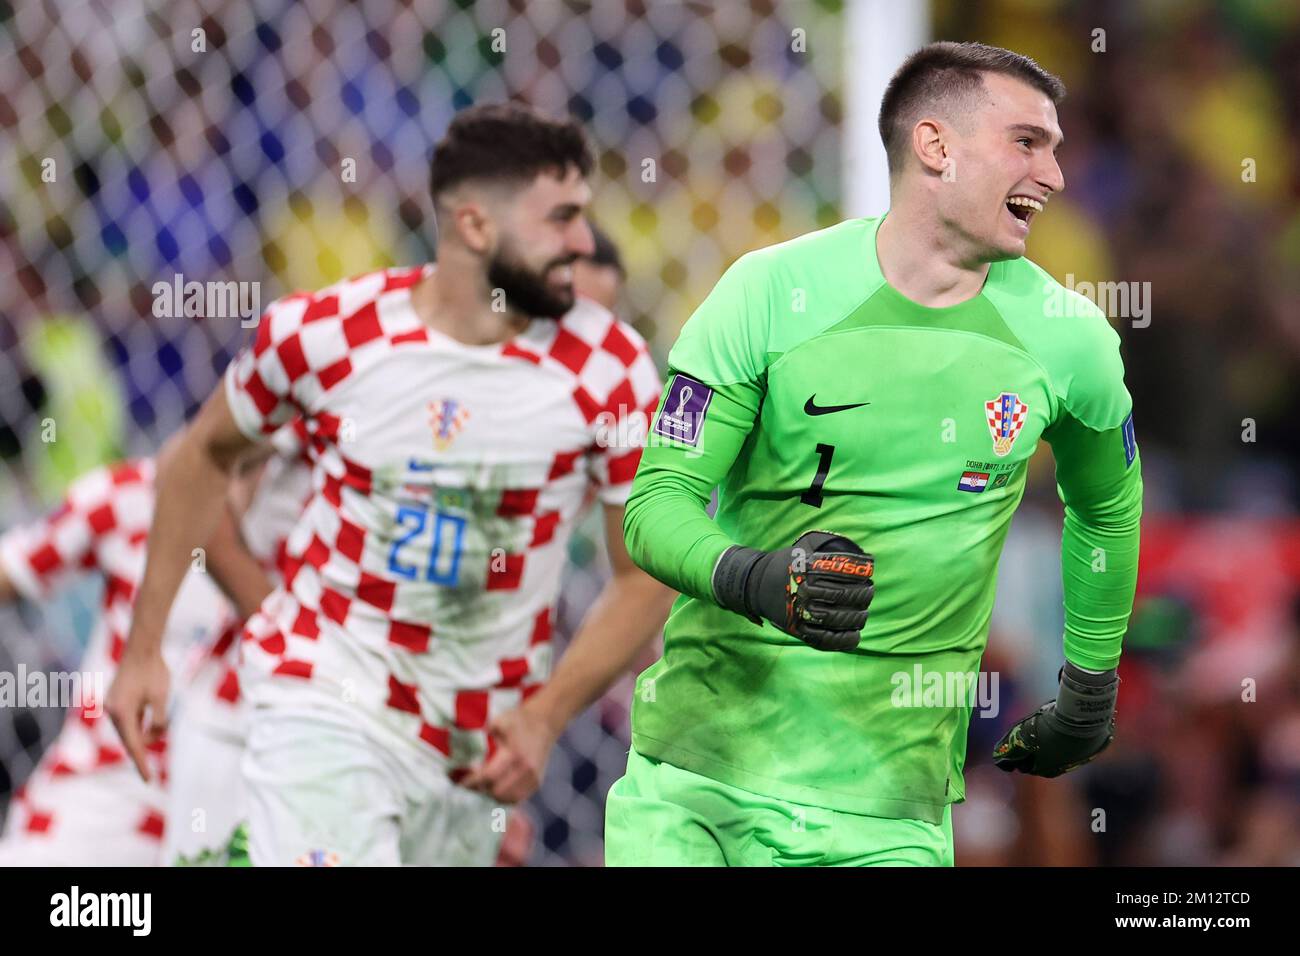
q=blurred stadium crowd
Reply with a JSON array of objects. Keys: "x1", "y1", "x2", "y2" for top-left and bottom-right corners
[
  {"x1": 1, "y1": 0, "x2": 1297, "y2": 865},
  {"x1": 955, "y1": 0, "x2": 1300, "y2": 866}
]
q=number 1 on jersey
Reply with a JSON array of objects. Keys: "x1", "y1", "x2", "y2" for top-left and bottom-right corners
[{"x1": 801, "y1": 443, "x2": 836, "y2": 508}]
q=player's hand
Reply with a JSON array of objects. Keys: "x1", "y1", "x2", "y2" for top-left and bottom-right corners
[
  {"x1": 494, "y1": 810, "x2": 537, "y2": 867},
  {"x1": 712, "y1": 530, "x2": 875, "y2": 652},
  {"x1": 458, "y1": 700, "x2": 560, "y2": 804},
  {"x1": 993, "y1": 661, "x2": 1119, "y2": 777},
  {"x1": 105, "y1": 645, "x2": 171, "y2": 782}
]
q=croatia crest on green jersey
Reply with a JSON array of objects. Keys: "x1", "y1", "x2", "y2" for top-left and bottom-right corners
[{"x1": 985, "y1": 391, "x2": 1029, "y2": 457}]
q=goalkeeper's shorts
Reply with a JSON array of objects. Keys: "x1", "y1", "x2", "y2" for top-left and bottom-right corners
[{"x1": 604, "y1": 747, "x2": 953, "y2": 867}]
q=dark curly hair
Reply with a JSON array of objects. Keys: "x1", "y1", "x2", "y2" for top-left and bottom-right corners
[{"x1": 429, "y1": 102, "x2": 594, "y2": 206}]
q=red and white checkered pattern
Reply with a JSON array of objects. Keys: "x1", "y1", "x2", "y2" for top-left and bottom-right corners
[
  {"x1": 225, "y1": 265, "x2": 661, "y2": 777},
  {"x1": 985, "y1": 392, "x2": 1030, "y2": 457},
  {"x1": 0, "y1": 460, "x2": 231, "y2": 860}
]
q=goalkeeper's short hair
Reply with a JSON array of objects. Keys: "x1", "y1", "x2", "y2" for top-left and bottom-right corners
[{"x1": 878, "y1": 41, "x2": 1066, "y2": 177}]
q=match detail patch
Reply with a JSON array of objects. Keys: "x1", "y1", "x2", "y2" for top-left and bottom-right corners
[{"x1": 653, "y1": 374, "x2": 713, "y2": 447}]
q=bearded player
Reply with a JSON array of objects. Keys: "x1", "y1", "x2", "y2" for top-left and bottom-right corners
[
  {"x1": 109, "y1": 103, "x2": 673, "y2": 866},
  {"x1": 606, "y1": 42, "x2": 1142, "y2": 866}
]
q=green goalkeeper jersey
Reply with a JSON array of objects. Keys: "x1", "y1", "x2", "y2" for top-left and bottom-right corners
[{"x1": 625, "y1": 216, "x2": 1142, "y2": 824}]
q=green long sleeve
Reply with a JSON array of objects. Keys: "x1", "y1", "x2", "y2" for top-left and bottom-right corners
[
  {"x1": 1047, "y1": 413, "x2": 1143, "y2": 671},
  {"x1": 622, "y1": 374, "x2": 761, "y2": 602}
]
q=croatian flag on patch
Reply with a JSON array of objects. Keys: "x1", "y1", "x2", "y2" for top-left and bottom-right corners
[
  {"x1": 958, "y1": 471, "x2": 990, "y2": 493},
  {"x1": 653, "y1": 373, "x2": 713, "y2": 447}
]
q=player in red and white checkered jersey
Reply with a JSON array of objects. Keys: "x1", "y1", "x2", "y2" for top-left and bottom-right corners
[
  {"x1": 0, "y1": 454, "x2": 230, "y2": 865},
  {"x1": 109, "y1": 103, "x2": 676, "y2": 865}
]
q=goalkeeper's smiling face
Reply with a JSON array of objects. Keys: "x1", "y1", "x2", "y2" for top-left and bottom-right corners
[{"x1": 941, "y1": 72, "x2": 1066, "y2": 262}]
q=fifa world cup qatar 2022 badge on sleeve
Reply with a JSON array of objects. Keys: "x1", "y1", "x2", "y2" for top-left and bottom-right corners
[
  {"x1": 653, "y1": 373, "x2": 713, "y2": 447},
  {"x1": 985, "y1": 392, "x2": 1029, "y2": 457}
]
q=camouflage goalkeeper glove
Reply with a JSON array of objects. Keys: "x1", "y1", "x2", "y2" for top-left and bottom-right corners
[
  {"x1": 993, "y1": 661, "x2": 1119, "y2": 777},
  {"x1": 712, "y1": 530, "x2": 874, "y2": 652}
]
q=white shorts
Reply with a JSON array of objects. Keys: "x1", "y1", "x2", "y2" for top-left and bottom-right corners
[
  {"x1": 161, "y1": 709, "x2": 247, "y2": 865},
  {"x1": 0, "y1": 767, "x2": 166, "y2": 867},
  {"x1": 242, "y1": 701, "x2": 506, "y2": 866}
]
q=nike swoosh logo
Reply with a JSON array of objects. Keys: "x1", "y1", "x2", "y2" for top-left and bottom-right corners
[{"x1": 804, "y1": 395, "x2": 870, "y2": 416}]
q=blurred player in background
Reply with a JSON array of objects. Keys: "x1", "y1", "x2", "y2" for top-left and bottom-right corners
[
  {"x1": 0, "y1": 440, "x2": 264, "y2": 865},
  {"x1": 162, "y1": 429, "x2": 313, "y2": 865},
  {"x1": 607, "y1": 41, "x2": 1142, "y2": 866},
  {"x1": 163, "y1": 207, "x2": 634, "y2": 871},
  {"x1": 573, "y1": 224, "x2": 626, "y2": 313},
  {"x1": 109, "y1": 103, "x2": 675, "y2": 866}
]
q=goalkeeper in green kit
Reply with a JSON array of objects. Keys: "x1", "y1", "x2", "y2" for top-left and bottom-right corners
[{"x1": 604, "y1": 41, "x2": 1142, "y2": 866}]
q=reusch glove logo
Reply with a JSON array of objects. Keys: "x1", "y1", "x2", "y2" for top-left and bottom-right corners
[{"x1": 810, "y1": 554, "x2": 874, "y2": 577}]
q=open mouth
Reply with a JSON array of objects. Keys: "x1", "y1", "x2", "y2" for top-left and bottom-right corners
[{"x1": 1005, "y1": 195, "x2": 1044, "y2": 231}]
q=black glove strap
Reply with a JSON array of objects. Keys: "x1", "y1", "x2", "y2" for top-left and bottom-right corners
[
  {"x1": 1053, "y1": 662, "x2": 1119, "y2": 737},
  {"x1": 712, "y1": 546, "x2": 765, "y2": 624}
]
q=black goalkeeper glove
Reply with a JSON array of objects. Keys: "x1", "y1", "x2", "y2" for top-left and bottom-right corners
[
  {"x1": 992, "y1": 661, "x2": 1119, "y2": 777},
  {"x1": 711, "y1": 530, "x2": 874, "y2": 652}
]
